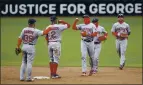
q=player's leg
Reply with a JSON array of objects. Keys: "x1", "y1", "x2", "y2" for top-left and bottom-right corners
[
  {"x1": 87, "y1": 41, "x2": 95, "y2": 76},
  {"x1": 116, "y1": 39, "x2": 121, "y2": 57},
  {"x1": 48, "y1": 44, "x2": 54, "y2": 76},
  {"x1": 93, "y1": 44, "x2": 101, "y2": 72},
  {"x1": 20, "y1": 51, "x2": 27, "y2": 81},
  {"x1": 26, "y1": 51, "x2": 35, "y2": 81},
  {"x1": 81, "y1": 40, "x2": 87, "y2": 75},
  {"x1": 52, "y1": 42, "x2": 61, "y2": 78},
  {"x1": 87, "y1": 44, "x2": 94, "y2": 69},
  {"x1": 119, "y1": 39, "x2": 127, "y2": 69}
]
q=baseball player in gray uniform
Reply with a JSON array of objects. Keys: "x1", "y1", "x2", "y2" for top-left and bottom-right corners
[
  {"x1": 16, "y1": 19, "x2": 51, "y2": 81},
  {"x1": 45, "y1": 15, "x2": 70, "y2": 79},
  {"x1": 111, "y1": 14, "x2": 131, "y2": 70},
  {"x1": 91, "y1": 18, "x2": 108, "y2": 74},
  {"x1": 72, "y1": 15, "x2": 98, "y2": 76}
]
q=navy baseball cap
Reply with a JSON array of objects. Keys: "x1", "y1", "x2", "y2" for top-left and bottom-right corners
[
  {"x1": 92, "y1": 18, "x2": 99, "y2": 23},
  {"x1": 50, "y1": 15, "x2": 57, "y2": 21},
  {"x1": 28, "y1": 19, "x2": 36, "y2": 24},
  {"x1": 118, "y1": 13, "x2": 124, "y2": 18},
  {"x1": 82, "y1": 15, "x2": 89, "y2": 18}
]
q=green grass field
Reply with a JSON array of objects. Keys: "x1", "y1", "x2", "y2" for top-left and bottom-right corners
[{"x1": 1, "y1": 16, "x2": 142, "y2": 67}]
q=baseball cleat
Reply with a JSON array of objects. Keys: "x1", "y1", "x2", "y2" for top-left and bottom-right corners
[
  {"x1": 92, "y1": 70, "x2": 98, "y2": 74},
  {"x1": 20, "y1": 79, "x2": 24, "y2": 81},
  {"x1": 26, "y1": 79, "x2": 34, "y2": 82},
  {"x1": 119, "y1": 62, "x2": 125, "y2": 70},
  {"x1": 123, "y1": 62, "x2": 125, "y2": 67},
  {"x1": 81, "y1": 72, "x2": 87, "y2": 76},
  {"x1": 89, "y1": 70, "x2": 94, "y2": 76},
  {"x1": 119, "y1": 65, "x2": 124, "y2": 70},
  {"x1": 51, "y1": 74, "x2": 61, "y2": 79}
]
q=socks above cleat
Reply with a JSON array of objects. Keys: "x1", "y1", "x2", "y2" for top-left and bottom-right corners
[
  {"x1": 53, "y1": 62, "x2": 58, "y2": 74},
  {"x1": 49, "y1": 62, "x2": 54, "y2": 75},
  {"x1": 49, "y1": 62, "x2": 58, "y2": 75}
]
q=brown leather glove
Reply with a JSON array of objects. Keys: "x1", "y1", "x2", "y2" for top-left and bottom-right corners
[
  {"x1": 120, "y1": 33, "x2": 128, "y2": 38},
  {"x1": 15, "y1": 48, "x2": 22, "y2": 55},
  {"x1": 98, "y1": 36, "x2": 107, "y2": 41},
  {"x1": 81, "y1": 31, "x2": 87, "y2": 37}
]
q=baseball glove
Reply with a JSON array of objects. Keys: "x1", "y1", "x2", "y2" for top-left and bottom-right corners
[
  {"x1": 15, "y1": 48, "x2": 22, "y2": 55},
  {"x1": 98, "y1": 36, "x2": 107, "y2": 41},
  {"x1": 81, "y1": 31, "x2": 87, "y2": 37},
  {"x1": 120, "y1": 33, "x2": 128, "y2": 38}
]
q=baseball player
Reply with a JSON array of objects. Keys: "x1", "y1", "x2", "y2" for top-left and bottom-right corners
[
  {"x1": 72, "y1": 15, "x2": 98, "y2": 76},
  {"x1": 91, "y1": 18, "x2": 108, "y2": 74},
  {"x1": 45, "y1": 15, "x2": 70, "y2": 79},
  {"x1": 16, "y1": 19, "x2": 52, "y2": 82},
  {"x1": 111, "y1": 13, "x2": 131, "y2": 70}
]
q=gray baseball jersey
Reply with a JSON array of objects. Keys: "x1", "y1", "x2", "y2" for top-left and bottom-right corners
[
  {"x1": 19, "y1": 27, "x2": 43, "y2": 80},
  {"x1": 76, "y1": 23, "x2": 96, "y2": 72},
  {"x1": 45, "y1": 24, "x2": 68, "y2": 64},
  {"x1": 46, "y1": 24, "x2": 68, "y2": 42},
  {"x1": 76, "y1": 23, "x2": 95, "y2": 42},
  {"x1": 94, "y1": 25, "x2": 107, "y2": 43},
  {"x1": 92, "y1": 25, "x2": 107, "y2": 71},
  {"x1": 111, "y1": 22, "x2": 131, "y2": 35},
  {"x1": 19, "y1": 27, "x2": 43, "y2": 45},
  {"x1": 111, "y1": 22, "x2": 131, "y2": 66}
]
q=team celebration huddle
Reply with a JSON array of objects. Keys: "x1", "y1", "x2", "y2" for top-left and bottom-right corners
[{"x1": 15, "y1": 13, "x2": 131, "y2": 81}]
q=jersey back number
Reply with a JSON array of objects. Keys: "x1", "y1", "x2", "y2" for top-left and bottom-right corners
[
  {"x1": 23, "y1": 35, "x2": 34, "y2": 43},
  {"x1": 49, "y1": 31, "x2": 56, "y2": 40}
]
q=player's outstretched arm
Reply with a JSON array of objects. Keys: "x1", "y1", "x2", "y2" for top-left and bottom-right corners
[
  {"x1": 72, "y1": 18, "x2": 79, "y2": 30},
  {"x1": 58, "y1": 20, "x2": 70, "y2": 28},
  {"x1": 17, "y1": 38, "x2": 22, "y2": 48},
  {"x1": 43, "y1": 27, "x2": 52, "y2": 35}
]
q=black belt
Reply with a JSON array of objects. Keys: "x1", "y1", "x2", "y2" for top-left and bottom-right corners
[
  {"x1": 117, "y1": 37, "x2": 126, "y2": 40},
  {"x1": 23, "y1": 43, "x2": 35, "y2": 45},
  {"x1": 82, "y1": 39, "x2": 93, "y2": 42},
  {"x1": 48, "y1": 41, "x2": 61, "y2": 43},
  {"x1": 94, "y1": 42, "x2": 101, "y2": 44}
]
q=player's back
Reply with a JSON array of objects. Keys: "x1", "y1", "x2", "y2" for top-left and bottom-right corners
[
  {"x1": 46, "y1": 24, "x2": 68, "y2": 42},
  {"x1": 20, "y1": 27, "x2": 42, "y2": 45}
]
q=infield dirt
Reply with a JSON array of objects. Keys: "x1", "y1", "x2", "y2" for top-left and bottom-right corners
[{"x1": 1, "y1": 66, "x2": 142, "y2": 84}]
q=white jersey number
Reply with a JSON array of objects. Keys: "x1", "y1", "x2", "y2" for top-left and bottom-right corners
[{"x1": 49, "y1": 31, "x2": 57, "y2": 40}]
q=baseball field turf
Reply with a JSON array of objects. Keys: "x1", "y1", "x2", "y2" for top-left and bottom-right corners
[{"x1": 1, "y1": 16, "x2": 142, "y2": 67}]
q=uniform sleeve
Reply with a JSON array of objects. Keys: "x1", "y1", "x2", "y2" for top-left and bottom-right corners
[
  {"x1": 76, "y1": 24, "x2": 84, "y2": 30},
  {"x1": 111, "y1": 23, "x2": 116, "y2": 32},
  {"x1": 18, "y1": 29, "x2": 24, "y2": 38},
  {"x1": 35, "y1": 29, "x2": 43, "y2": 36},
  {"x1": 102, "y1": 27, "x2": 107, "y2": 33},
  {"x1": 127, "y1": 24, "x2": 131, "y2": 32},
  {"x1": 92, "y1": 24, "x2": 97, "y2": 32},
  {"x1": 43, "y1": 26, "x2": 49, "y2": 37},
  {"x1": 59, "y1": 24, "x2": 68, "y2": 31}
]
